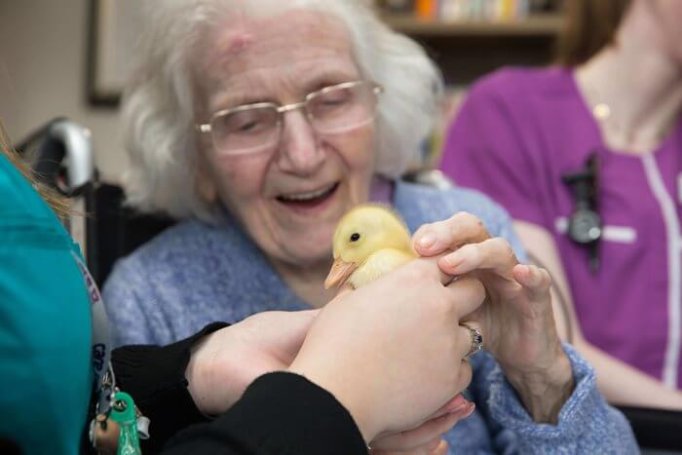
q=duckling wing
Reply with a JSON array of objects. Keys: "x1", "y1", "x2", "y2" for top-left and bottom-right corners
[{"x1": 349, "y1": 248, "x2": 415, "y2": 289}]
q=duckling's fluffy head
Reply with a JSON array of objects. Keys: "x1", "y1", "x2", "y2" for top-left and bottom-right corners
[{"x1": 331, "y1": 204, "x2": 412, "y2": 263}]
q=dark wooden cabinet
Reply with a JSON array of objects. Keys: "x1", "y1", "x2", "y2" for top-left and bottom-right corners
[{"x1": 381, "y1": 13, "x2": 565, "y2": 85}]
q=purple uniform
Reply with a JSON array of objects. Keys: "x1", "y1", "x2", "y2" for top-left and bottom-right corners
[{"x1": 440, "y1": 67, "x2": 682, "y2": 388}]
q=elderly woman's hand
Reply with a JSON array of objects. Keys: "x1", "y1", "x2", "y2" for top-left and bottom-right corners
[{"x1": 413, "y1": 213, "x2": 574, "y2": 423}]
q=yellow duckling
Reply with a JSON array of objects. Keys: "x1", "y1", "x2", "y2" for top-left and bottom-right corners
[{"x1": 324, "y1": 204, "x2": 416, "y2": 290}]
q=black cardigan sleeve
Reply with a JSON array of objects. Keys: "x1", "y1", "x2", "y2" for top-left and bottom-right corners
[
  {"x1": 113, "y1": 325, "x2": 368, "y2": 455},
  {"x1": 162, "y1": 372, "x2": 369, "y2": 455},
  {"x1": 111, "y1": 322, "x2": 228, "y2": 454}
]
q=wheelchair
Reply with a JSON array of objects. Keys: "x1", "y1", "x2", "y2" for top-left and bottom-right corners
[
  {"x1": 15, "y1": 118, "x2": 682, "y2": 454},
  {"x1": 15, "y1": 118, "x2": 174, "y2": 286}
]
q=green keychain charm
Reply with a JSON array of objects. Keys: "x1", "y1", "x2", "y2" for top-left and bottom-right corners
[{"x1": 110, "y1": 391, "x2": 142, "y2": 455}]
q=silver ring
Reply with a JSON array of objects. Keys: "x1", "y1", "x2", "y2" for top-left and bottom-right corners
[{"x1": 461, "y1": 323, "x2": 483, "y2": 358}]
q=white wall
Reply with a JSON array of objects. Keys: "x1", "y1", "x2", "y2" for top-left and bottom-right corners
[{"x1": 0, "y1": 0, "x2": 127, "y2": 182}]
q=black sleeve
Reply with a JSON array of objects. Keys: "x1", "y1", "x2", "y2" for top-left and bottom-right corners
[
  {"x1": 162, "y1": 372, "x2": 369, "y2": 455},
  {"x1": 111, "y1": 322, "x2": 228, "y2": 454}
]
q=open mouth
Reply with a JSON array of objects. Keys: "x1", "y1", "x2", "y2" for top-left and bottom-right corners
[{"x1": 276, "y1": 182, "x2": 339, "y2": 207}]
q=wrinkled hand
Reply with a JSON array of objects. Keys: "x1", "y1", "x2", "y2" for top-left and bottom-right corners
[
  {"x1": 413, "y1": 212, "x2": 573, "y2": 423},
  {"x1": 186, "y1": 310, "x2": 318, "y2": 415}
]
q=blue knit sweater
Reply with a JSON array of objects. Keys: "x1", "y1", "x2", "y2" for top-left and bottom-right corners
[{"x1": 102, "y1": 180, "x2": 638, "y2": 454}]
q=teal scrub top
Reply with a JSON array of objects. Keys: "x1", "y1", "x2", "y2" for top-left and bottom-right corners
[{"x1": 0, "y1": 154, "x2": 92, "y2": 454}]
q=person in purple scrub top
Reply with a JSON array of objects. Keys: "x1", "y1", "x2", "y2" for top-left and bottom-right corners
[{"x1": 440, "y1": 0, "x2": 682, "y2": 410}]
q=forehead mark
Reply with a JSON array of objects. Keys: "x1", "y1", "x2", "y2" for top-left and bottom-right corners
[
  {"x1": 225, "y1": 32, "x2": 254, "y2": 54},
  {"x1": 196, "y1": 11, "x2": 357, "y2": 109},
  {"x1": 204, "y1": 11, "x2": 350, "y2": 68}
]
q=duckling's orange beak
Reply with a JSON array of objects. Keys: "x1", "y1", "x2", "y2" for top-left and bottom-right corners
[{"x1": 324, "y1": 258, "x2": 358, "y2": 289}]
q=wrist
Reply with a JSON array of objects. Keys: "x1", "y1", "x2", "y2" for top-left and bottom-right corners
[
  {"x1": 185, "y1": 333, "x2": 216, "y2": 415},
  {"x1": 505, "y1": 349, "x2": 574, "y2": 423},
  {"x1": 287, "y1": 360, "x2": 378, "y2": 443}
]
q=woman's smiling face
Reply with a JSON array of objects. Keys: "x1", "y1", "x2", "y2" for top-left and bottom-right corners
[{"x1": 194, "y1": 10, "x2": 376, "y2": 270}]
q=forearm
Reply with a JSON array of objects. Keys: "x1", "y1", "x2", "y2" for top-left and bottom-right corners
[
  {"x1": 162, "y1": 373, "x2": 368, "y2": 455},
  {"x1": 578, "y1": 340, "x2": 682, "y2": 410},
  {"x1": 505, "y1": 347, "x2": 574, "y2": 423},
  {"x1": 510, "y1": 223, "x2": 682, "y2": 411},
  {"x1": 112, "y1": 322, "x2": 228, "y2": 453},
  {"x1": 473, "y1": 345, "x2": 638, "y2": 454}
]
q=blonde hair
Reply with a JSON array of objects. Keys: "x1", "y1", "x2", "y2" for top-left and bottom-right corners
[
  {"x1": 121, "y1": 0, "x2": 443, "y2": 223},
  {"x1": 0, "y1": 120, "x2": 70, "y2": 217}
]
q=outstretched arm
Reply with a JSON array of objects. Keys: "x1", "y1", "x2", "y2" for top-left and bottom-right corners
[{"x1": 514, "y1": 220, "x2": 682, "y2": 410}]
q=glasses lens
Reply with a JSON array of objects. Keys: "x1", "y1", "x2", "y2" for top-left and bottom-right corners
[
  {"x1": 211, "y1": 106, "x2": 279, "y2": 154},
  {"x1": 307, "y1": 82, "x2": 379, "y2": 134}
]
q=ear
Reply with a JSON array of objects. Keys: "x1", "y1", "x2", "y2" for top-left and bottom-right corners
[
  {"x1": 195, "y1": 162, "x2": 218, "y2": 203},
  {"x1": 196, "y1": 175, "x2": 217, "y2": 202}
]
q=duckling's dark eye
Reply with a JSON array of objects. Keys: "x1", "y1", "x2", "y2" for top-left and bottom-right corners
[{"x1": 350, "y1": 233, "x2": 361, "y2": 242}]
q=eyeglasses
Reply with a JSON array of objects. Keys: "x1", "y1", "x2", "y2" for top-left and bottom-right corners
[{"x1": 196, "y1": 80, "x2": 383, "y2": 155}]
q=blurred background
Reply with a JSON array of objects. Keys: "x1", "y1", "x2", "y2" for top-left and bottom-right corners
[{"x1": 0, "y1": 0, "x2": 563, "y2": 182}]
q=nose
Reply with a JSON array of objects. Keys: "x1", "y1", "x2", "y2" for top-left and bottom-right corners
[{"x1": 276, "y1": 109, "x2": 325, "y2": 175}]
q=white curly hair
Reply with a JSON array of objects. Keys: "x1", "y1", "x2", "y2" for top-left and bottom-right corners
[{"x1": 121, "y1": 0, "x2": 443, "y2": 223}]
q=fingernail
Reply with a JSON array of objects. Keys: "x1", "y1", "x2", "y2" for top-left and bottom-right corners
[
  {"x1": 432, "y1": 439, "x2": 449, "y2": 455},
  {"x1": 417, "y1": 233, "x2": 436, "y2": 250},
  {"x1": 448, "y1": 402, "x2": 470, "y2": 417},
  {"x1": 461, "y1": 402, "x2": 476, "y2": 418},
  {"x1": 445, "y1": 394, "x2": 468, "y2": 412},
  {"x1": 442, "y1": 254, "x2": 462, "y2": 271}
]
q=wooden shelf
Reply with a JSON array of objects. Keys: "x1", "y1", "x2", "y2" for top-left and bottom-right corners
[{"x1": 382, "y1": 13, "x2": 564, "y2": 37}]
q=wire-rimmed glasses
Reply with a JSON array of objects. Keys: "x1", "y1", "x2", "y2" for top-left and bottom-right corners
[{"x1": 196, "y1": 80, "x2": 383, "y2": 155}]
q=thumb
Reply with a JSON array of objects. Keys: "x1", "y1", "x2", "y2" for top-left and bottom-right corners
[{"x1": 512, "y1": 264, "x2": 551, "y2": 301}]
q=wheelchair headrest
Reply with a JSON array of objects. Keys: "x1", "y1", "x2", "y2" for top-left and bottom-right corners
[{"x1": 16, "y1": 118, "x2": 95, "y2": 195}]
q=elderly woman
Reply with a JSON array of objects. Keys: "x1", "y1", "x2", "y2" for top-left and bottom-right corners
[
  {"x1": 106, "y1": 0, "x2": 515, "y2": 343},
  {"x1": 103, "y1": 0, "x2": 636, "y2": 453}
]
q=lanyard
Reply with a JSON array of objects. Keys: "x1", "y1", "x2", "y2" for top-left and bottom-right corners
[
  {"x1": 72, "y1": 252, "x2": 113, "y2": 413},
  {"x1": 73, "y1": 252, "x2": 150, "y2": 451}
]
